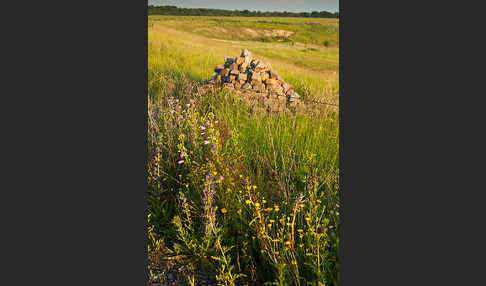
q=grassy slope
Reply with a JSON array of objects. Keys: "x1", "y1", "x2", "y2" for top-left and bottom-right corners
[
  {"x1": 149, "y1": 16, "x2": 339, "y2": 104},
  {"x1": 150, "y1": 15, "x2": 339, "y2": 47}
]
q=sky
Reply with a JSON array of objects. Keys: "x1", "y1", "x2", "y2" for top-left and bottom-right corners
[{"x1": 148, "y1": 0, "x2": 339, "y2": 13}]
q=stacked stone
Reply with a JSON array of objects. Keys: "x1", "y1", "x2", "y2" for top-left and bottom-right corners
[
  {"x1": 212, "y1": 49, "x2": 307, "y2": 113},
  {"x1": 213, "y1": 49, "x2": 300, "y2": 97}
]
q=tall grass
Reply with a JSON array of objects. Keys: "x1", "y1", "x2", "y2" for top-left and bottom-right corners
[{"x1": 148, "y1": 18, "x2": 340, "y2": 286}]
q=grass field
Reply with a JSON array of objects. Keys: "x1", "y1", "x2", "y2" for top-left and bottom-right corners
[{"x1": 148, "y1": 15, "x2": 340, "y2": 286}]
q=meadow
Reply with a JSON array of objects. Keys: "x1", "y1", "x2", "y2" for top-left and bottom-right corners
[{"x1": 147, "y1": 15, "x2": 340, "y2": 286}]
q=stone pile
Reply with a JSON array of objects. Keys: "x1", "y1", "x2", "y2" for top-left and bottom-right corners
[{"x1": 211, "y1": 49, "x2": 308, "y2": 113}]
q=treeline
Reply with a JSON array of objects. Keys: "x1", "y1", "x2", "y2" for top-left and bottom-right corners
[{"x1": 148, "y1": 5, "x2": 339, "y2": 18}]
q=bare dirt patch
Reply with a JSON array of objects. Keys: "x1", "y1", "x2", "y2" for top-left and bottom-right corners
[{"x1": 263, "y1": 29, "x2": 295, "y2": 37}]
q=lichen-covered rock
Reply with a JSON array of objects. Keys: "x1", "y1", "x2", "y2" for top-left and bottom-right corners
[
  {"x1": 242, "y1": 83, "x2": 252, "y2": 90},
  {"x1": 241, "y1": 48, "x2": 251, "y2": 58},
  {"x1": 221, "y1": 68, "x2": 230, "y2": 76},
  {"x1": 214, "y1": 64, "x2": 224, "y2": 72}
]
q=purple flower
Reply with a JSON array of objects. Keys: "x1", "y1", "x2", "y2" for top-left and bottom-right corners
[
  {"x1": 186, "y1": 103, "x2": 191, "y2": 108},
  {"x1": 192, "y1": 103, "x2": 196, "y2": 108},
  {"x1": 206, "y1": 121, "x2": 210, "y2": 127},
  {"x1": 176, "y1": 105, "x2": 181, "y2": 111},
  {"x1": 203, "y1": 140, "x2": 209, "y2": 145},
  {"x1": 180, "y1": 152, "x2": 187, "y2": 158},
  {"x1": 168, "y1": 99, "x2": 174, "y2": 106},
  {"x1": 175, "y1": 99, "x2": 179, "y2": 103},
  {"x1": 220, "y1": 176, "x2": 224, "y2": 181},
  {"x1": 212, "y1": 145, "x2": 217, "y2": 150},
  {"x1": 200, "y1": 126, "x2": 206, "y2": 130},
  {"x1": 177, "y1": 160, "x2": 184, "y2": 164}
]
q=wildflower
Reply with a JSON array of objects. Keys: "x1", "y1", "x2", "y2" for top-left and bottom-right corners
[
  {"x1": 239, "y1": 174, "x2": 243, "y2": 178},
  {"x1": 299, "y1": 234, "x2": 304, "y2": 239},
  {"x1": 267, "y1": 224, "x2": 271, "y2": 228},
  {"x1": 177, "y1": 160, "x2": 184, "y2": 164},
  {"x1": 170, "y1": 110, "x2": 175, "y2": 114},
  {"x1": 274, "y1": 205, "x2": 280, "y2": 212},
  {"x1": 176, "y1": 105, "x2": 181, "y2": 111},
  {"x1": 220, "y1": 176, "x2": 224, "y2": 181},
  {"x1": 275, "y1": 251, "x2": 280, "y2": 255},
  {"x1": 237, "y1": 209, "x2": 242, "y2": 215},
  {"x1": 286, "y1": 222, "x2": 291, "y2": 226},
  {"x1": 269, "y1": 219, "x2": 275, "y2": 223},
  {"x1": 316, "y1": 199, "x2": 322, "y2": 204},
  {"x1": 291, "y1": 260, "x2": 297, "y2": 265},
  {"x1": 298, "y1": 244, "x2": 304, "y2": 248},
  {"x1": 203, "y1": 140, "x2": 210, "y2": 145},
  {"x1": 245, "y1": 200, "x2": 251, "y2": 205},
  {"x1": 252, "y1": 185, "x2": 257, "y2": 190},
  {"x1": 299, "y1": 204, "x2": 305, "y2": 208},
  {"x1": 186, "y1": 103, "x2": 191, "y2": 108},
  {"x1": 255, "y1": 203, "x2": 261, "y2": 208},
  {"x1": 215, "y1": 120, "x2": 218, "y2": 124},
  {"x1": 200, "y1": 126, "x2": 206, "y2": 130},
  {"x1": 180, "y1": 152, "x2": 187, "y2": 158},
  {"x1": 262, "y1": 200, "x2": 267, "y2": 204},
  {"x1": 221, "y1": 208, "x2": 227, "y2": 214},
  {"x1": 168, "y1": 99, "x2": 174, "y2": 106},
  {"x1": 272, "y1": 239, "x2": 279, "y2": 242},
  {"x1": 212, "y1": 145, "x2": 217, "y2": 150},
  {"x1": 213, "y1": 171, "x2": 218, "y2": 176},
  {"x1": 285, "y1": 241, "x2": 291, "y2": 246},
  {"x1": 305, "y1": 217, "x2": 311, "y2": 222},
  {"x1": 297, "y1": 229, "x2": 303, "y2": 233}
]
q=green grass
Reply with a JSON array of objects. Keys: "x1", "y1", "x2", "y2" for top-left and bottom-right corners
[
  {"x1": 150, "y1": 15, "x2": 339, "y2": 47},
  {"x1": 148, "y1": 16, "x2": 340, "y2": 286}
]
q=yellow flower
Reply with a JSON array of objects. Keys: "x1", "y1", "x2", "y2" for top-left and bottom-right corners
[
  {"x1": 285, "y1": 241, "x2": 291, "y2": 246},
  {"x1": 213, "y1": 171, "x2": 217, "y2": 176},
  {"x1": 291, "y1": 260, "x2": 297, "y2": 265},
  {"x1": 267, "y1": 224, "x2": 272, "y2": 228},
  {"x1": 316, "y1": 199, "x2": 322, "y2": 204},
  {"x1": 305, "y1": 217, "x2": 311, "y2": 222},
  {"x1": 299, "y1": 204, "x2": 304, "y2": 208},
  {"x1": 252, "y1": 185, "x2": 257, "y2": 189},
  {"x1": 239, "y1": 174, "x2": 243, "y2": 178},
  {"x1": 262, "y1": 200, "x2": 267, "y2": 204},
  {"x1": 297, "y1": 229, "x2": 303, "y2": 233},
  {"x1": 272, "y1": 239, "x2": 279, "y2": 242},
  {"x1": 298, "y1": 244, "x2": 304, "y2": 248},
  {"x1": 274, "y1": 205, "x2": 280, "y2": 212},
  {"x1": 245, "y1": 200, "x2": 251, "y2": 205},
  {"x1": 237, "y1": 209, "x2": 242, "y2": 215},
  {"x1": 227, "y1": 188, "x2": 232, "y2": 193},
  {"x1": 275, "y1": 251, "x2": 280, "y2": 255},
  {"x1": 221, "y1": 208, "x2": 227, "y2": 214},
  {"x1": 299, "y1": 234, "x2": 303, "y2": 239},
  {"x1": 255, "y1": 203, "x2": 261, "y2": 207},
  {"x1": 286, "y1": 222, "x2": 291, "y2": 226},
  {"x1": 269, "y1": 219, "x2": 275, "y2": 223}
]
